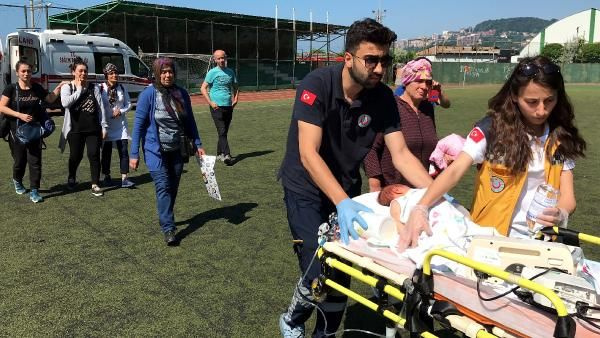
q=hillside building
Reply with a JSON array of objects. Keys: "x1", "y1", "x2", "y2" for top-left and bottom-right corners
[{"x1": 514, "y1": 8, "x2": 599, "y2": 61}]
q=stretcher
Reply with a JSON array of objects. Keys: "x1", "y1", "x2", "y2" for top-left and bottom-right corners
[{"x1": 314, "y1": 223, "x2": 600, "y2": 338}]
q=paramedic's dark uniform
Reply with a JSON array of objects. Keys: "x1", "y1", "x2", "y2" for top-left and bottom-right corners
[{"x1": 278, "y1": 63, "x2": 401, "y2": 337}]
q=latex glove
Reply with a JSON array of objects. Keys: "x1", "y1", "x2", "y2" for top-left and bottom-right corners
[
  {"x1": 397, "y1": 204, "x2": 433, "y2": 252},
  {"x1": 536, "y1": 207, "x2": 569, "y2": 228},
  {"x1": 336, "y1": 198, "x2": 373, "y2": 245}
]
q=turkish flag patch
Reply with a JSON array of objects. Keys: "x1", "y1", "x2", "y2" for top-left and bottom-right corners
[
  {"x1": 300, "y1": 90, "x2": 317, "y2": 106},
  {"x1": 468, "y1": 127, "x2": 485, "y2": 143}
]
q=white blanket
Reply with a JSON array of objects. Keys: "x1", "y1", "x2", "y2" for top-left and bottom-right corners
[{"x1": 352, "y1": 191, "x2": 499, "y2": 273}]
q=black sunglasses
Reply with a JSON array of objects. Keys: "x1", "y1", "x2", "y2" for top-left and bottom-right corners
[
  {"x1": 519, "y1": 63, "x2": 561, "y2": 78},
  {"x1": 352, "y1": 54, "x2": 393, "y2": 69}
]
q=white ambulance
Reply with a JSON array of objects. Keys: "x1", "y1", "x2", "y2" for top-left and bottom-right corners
[{"x1": 0, "y1": 29, "x2": 152, "y2": 107}]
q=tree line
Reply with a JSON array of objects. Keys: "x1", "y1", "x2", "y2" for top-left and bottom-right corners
[{"x1": 542, "y1": 41, "x2": 600, "y2": 64}]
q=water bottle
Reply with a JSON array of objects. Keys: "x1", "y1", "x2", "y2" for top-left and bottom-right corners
[{"x1": 526, "y1": 183, "x2": 560, "y2": 235}]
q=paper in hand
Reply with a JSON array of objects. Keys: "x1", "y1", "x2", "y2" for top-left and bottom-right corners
[{"x1": 196, "y1": 155, "x2": 222, "y2": 201}]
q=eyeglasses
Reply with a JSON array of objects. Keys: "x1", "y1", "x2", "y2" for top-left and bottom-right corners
[
  {"x1": 352, "y1": 54, "x2": 393, "y2": 69},
  {"x1": 519, "y1": 63, "x2": 561, "y2": 78}
]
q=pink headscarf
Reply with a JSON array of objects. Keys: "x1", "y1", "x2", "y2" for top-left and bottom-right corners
[{"x1": 399, "y1": 58, "x2": 433, "y2": 86}]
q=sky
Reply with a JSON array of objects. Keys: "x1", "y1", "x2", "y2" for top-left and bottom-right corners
[{"x1": 1, "y1": 0, "x2": 598, "y2": 46}]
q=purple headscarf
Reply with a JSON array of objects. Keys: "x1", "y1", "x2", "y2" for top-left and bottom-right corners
[{"x1": 152, "y1": 57, "x2": 184, "y2": 115}]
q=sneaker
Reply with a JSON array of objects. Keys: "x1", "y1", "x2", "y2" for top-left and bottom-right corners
[
  {"x1": 121, "y1": 178, "x2": 135, "y2": 188},
  {"x1": 102, "y1": 175, "x2": 113, "y2": 187},
  {"x1": 223, "y1": 154, "x2": 234, "y2": 166},
  {"x1": 279, "y1": 314, "x2": 305, "y2": 338},
  {"x1": 91, "y1": 185, "x2": 104, "y2": 197},
  {"x1": 13, "y1": 179, "x2": 26, "y2": 195},
  {"x1": 29, "y1": 189, "x2": 43, "y2": 203},
  {"x1": 216, "y1": 154, "x2": 225, "y2": 162},
  {"x1": 67, "y1": 177, "x2": 77, "y2": 191},
  {"x1": 164, "y1": 230, "x2": 177, "y2": 246}
]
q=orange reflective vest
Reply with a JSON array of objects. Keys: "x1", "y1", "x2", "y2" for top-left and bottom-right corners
[{"x1": 470, "y1": 140, "x2": 563, "y2": 236}]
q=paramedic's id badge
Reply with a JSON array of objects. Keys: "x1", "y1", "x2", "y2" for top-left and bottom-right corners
[
  {"x1": 490, "y1": 176, "x2": 505, "y2": 193},
  {"x1": 357, "y1": 114, "x2": 371, "y2": 128}
]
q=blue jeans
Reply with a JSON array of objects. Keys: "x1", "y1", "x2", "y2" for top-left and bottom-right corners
[
  {"x1": 101, "y1": 139, "x2": 130, "y2": 175},
  {"x1": 149, "y1": 151, "x2": 183, "y2": 233}
]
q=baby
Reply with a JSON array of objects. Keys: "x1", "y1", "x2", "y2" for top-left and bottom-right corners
[{"x1": 377, "y1": 183, "x2": 472, "y2": 235}]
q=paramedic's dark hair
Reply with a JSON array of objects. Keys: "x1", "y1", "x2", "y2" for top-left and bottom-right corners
[
  {"x1": 15, "y1": 60, "x2": 32, "y2": 72},
  {"x1": 345, "y1": 18, "x2": 397, "y2": 54},
  {"x1": 70, "y1": 56, "x2": 88, "y2": 71}
]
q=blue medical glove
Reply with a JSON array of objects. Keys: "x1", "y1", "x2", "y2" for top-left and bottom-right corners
[{"x1": 336, "y1": 198, "x2": 373, "y2": 245}]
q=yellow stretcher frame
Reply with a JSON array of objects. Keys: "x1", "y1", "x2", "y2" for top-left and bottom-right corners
[
  {"x1": 543, "y1": 226, "x2": 600, "y2": 246},
  {"x1": 318, "y1": 241, "x2": 578, "y2": 338}
]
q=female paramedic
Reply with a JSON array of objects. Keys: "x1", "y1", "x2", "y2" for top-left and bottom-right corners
[{"x1": 399, "y1": 55, "x2": 587, "y2": 250}]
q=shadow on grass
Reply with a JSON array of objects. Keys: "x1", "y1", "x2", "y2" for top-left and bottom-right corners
[
  {"x1": 343, "y1": 300, "x2": 458, "y2": 337},
  {"x1": 174, "y1": 202, "x2": 258, "y2": 242},
  {"x1": 40, "y1": 173, "x2": 156, "y2": 199},
  {"x1": 228, "y1": 150, "x2": 274, "y2": 166},
  {"x1": 342, "y1": 300, "x2": 387, "y2": 337}
]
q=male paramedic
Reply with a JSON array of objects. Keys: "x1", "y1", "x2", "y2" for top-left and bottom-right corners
[{"x1": 277, "y1": 18, "x2": 433, "y2": 338}]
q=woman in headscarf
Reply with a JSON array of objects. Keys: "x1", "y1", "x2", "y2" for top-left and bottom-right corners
[
  {"x1": 364, "y1": 58, "x2": 440, "y2": 191},
  {"x1": 99, "y1": 63, "x2": 135, "y2": 188},
  {"x1": 129, "y1": 58, "x2": 205, "y2": 246}
]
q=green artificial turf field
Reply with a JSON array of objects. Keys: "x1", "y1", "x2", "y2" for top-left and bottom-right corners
[{"x1": 0, "y1": 84, "x2": 598, "y2": 336}]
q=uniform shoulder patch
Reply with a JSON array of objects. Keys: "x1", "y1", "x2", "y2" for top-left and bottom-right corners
[
  {"x1": 300, "y1": 90, "x2": 317, "y2": 106},
  {"x1": 468, "y1": 127, "x2": 485, "y2": 143}
]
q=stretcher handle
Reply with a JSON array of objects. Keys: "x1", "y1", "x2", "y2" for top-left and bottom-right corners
[{"x1": 541, "y1": 226, "x2": 600, "y2": 246}]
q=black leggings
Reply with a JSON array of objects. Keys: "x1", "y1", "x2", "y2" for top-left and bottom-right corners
[
  {"x1": 68, "y1": 132, "x2": 101, "y2": 185},
  {"x1": 9, "y1": 132, "x2": 42, "y2": 189}
]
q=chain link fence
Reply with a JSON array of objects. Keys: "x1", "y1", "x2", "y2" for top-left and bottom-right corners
[{"x1": 139, "y1": 53, "x2": 213, "y2": 94}]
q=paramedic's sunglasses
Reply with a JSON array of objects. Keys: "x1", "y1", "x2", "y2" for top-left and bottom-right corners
[
  {"x1": 352, "y1": 54, "x2": 393, "y2": 69},
  {"x1": 518, "y1": 63, "x2": 561, "y2": 78}
]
